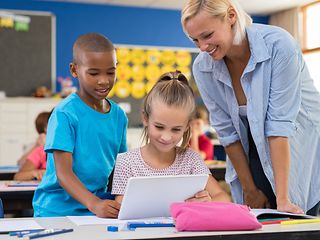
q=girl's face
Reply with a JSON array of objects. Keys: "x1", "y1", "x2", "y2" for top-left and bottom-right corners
[
  {"x1": 70, "y1": 50, "x2": 117, "y2": 105},
  {"x1": 143, "y1": 100, "x2": 190, "y2": 153},
  {"x1": 184, "y1": 10, "x2": 236, "y2": 60}
]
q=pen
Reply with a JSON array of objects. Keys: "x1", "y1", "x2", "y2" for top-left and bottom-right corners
[
  {"x1": 7, "y1": 184, "x2": 39, "y2": 187},
  {"x1": 127, "y1": 222, "x2": 175, "y2": 231},
  {"x1": 8, "y1": 229, "x2": 43, "y2": 236},
  {"x1": 261, "y1": 219, "x2": 290, "y2": 225},
  {"x1": 281, "y1": 219, "x2": 320, "y2": 225},
  {"x1": 22, "y1": 228, "x2": 73, "y2": 239}
]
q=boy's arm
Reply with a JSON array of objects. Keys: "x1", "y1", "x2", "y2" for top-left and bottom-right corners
[{"x1": 54, "y1": 150, "x2": 121, "y2": 218}]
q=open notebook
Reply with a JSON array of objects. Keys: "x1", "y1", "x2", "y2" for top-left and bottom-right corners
[
  {"x1": 118, "y1": 174, "x2": 209, "y2": 220},
  {"x1": 251, "y1": 208, "x2": 316, "y2": 220}
]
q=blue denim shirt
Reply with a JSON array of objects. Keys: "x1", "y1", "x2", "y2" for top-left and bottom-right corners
[{"x1": 193, "y1": 23, "x2": 320, "y2": 211}]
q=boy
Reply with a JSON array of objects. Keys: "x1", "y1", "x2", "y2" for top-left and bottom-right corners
[{"x1": 33, "y1": 33, "x2": 128, "y2": 218}]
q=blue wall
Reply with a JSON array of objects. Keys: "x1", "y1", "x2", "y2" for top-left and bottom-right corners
[{"x1": 0, "y1": 0, "x2": 269, "y2": 91}]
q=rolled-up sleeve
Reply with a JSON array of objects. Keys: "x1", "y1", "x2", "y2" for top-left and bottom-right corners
[{"x1": 265, "y1": 50, "x2": 301, "y2": 137}]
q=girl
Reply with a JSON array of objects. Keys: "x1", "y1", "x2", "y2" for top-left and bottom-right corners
[
  {"x1": 112, "y1": 71, "x2": 231, "y2": 203},
  {"x1": 14, "y1": 111, "x2": 51, "y2": 181}
]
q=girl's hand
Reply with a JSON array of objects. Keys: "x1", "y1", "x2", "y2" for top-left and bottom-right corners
[
  {"x1": 31, "y1": 169, "x2": 46, "y2": 180},
  {"x1": 185, "y1": 190, "x2": 212, "y2": 202},
  {"x1": 277, "y1": 198, "x2": 304, "y2": 214},
  {"x1": 244, "y1": 188, "x2": 270, "y2": 208},
  {"x1": 90, "y1": 199, "x2": 121, "y2": 218}
]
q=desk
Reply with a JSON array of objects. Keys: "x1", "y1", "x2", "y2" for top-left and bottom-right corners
[
  {"x1": 0, "y1": 217, "x2": 320, "y2": 239},
  {"x1": 0, "y1": 181, "x2": 37, "y2": 216},
  {"x1": 0, "y1": 166, "x2": 19, "y2": 180}
]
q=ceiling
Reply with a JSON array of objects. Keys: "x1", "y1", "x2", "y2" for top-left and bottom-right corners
[{"x1": 55, "y1": 0, "x2": 315, "y2": 14}]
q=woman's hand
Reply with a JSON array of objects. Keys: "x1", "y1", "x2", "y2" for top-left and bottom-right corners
[
  {"x1": 244, "y1": 188, "x2": 270, "y2": 208},
  {"x1": 277, "y1": 198, "x2": 304, "y2": 214},
  {"x1": 185, "y1": 190, "x2": 212, "y2": 202}
]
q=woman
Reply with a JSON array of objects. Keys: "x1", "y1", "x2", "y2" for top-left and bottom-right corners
[{"x1": 181, "y1": 0, "x2": 320, "y2": 215}]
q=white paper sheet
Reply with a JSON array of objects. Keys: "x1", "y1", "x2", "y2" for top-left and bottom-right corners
[
  {"x1": 0, "y1": 219, "x2": 43, "y2": 232},
  {"x1": 67, "y1": 216, "x2": 173, "y2": 226}
]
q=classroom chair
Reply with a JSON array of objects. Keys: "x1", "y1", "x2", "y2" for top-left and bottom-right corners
[{"x1": 0, "y1": 198, "x2": 4, "y2": 218}]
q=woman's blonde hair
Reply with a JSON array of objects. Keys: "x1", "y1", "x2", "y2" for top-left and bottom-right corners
[
  {"x1": 142, "y1": 71, "x2": 195, "y2": 152},
  {"x1": 181, "y1": 0, "x2": 252, "y2": 45}
]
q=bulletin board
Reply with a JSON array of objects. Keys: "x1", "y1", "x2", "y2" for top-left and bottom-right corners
[
  {"x1": 0, "y1": 9, "x2": 56, "y2": 97},
  {"x1": 110, "y1": 46, "x2": 199, "y2": 127}
]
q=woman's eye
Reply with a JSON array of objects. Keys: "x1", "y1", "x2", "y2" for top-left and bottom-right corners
[
  {"x1": 155, "y1": 126, "x2": 163, "y2": 129},
  {"x1": 204, "y1": 33, "x2": 213, "y2": 39}
]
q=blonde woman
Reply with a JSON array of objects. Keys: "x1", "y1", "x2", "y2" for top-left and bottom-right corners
[{"x1": 181, "y1": 0, "x2": 320, "y2": 215}]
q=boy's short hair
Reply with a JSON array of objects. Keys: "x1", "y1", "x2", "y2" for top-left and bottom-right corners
[
  {"x1": 73, "y1": 33, "x2": 115, "y2": 64},
  {"x1": 35, "y1": 111, "x2": 51, "y2": 134}
]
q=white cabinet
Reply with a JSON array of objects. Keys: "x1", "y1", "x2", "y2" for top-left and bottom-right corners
[
  {"x1": 0, "y1": 97, "x2": 144, "y2": 166},
  {"x1": 0, "y1": 97, "x2": 60, "y2": 166}
]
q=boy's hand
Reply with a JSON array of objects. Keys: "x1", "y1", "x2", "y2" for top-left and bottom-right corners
[
  {"x1": 91, "y1": 199, "x2": 121, "y2": 218},
  {"x1": 185, "y1": 190, "x2": 212, "y2": 202}
]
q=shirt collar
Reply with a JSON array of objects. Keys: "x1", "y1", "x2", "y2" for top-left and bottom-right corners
[{"x1": 246, "y1": 24, "x2": 271, "y2": 64}]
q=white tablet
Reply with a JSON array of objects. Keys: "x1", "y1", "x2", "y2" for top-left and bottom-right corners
[{"x1": 118, "y1": 174, "x2": 209, "y2": 220}]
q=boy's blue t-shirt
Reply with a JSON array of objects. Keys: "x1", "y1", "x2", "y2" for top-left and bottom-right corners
[{"x1": 32, "y1": 93, "x2": 128, "y2": 217}]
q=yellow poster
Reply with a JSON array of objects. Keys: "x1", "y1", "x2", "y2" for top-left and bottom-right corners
[
  {"x1": 146, "y1": 49, "x2": 161, "y2": 65},
  {"x1": 160, "y1": 50, "x2": 176, "y2": 66},
  {"x1": 131, "y1": 48, "x2": 146, "y2": 65},
  {"x1": 131, "y1": 64, "x2": 145, "y2": 82},
  {"x1": 115, "y1": 81, "x2": 131, "y2": 98},
  {"x1": 176, "y1": 50, "x2": 192, "y2": 67},
  {"x1": 145, "y1": 64, "x2": 161, "y2": 82},
  {"x1": 116, "y1": 64, "x2": 132, "y2": 82},
  {"x1": 145, "y1": 81, "x2": 155, "y2": 93},
  {"x1": 116, "y1": 48, "x2": 131, "y2": 64},
  {"x1": 131, "y1": 82, "x2": 146, "y2": 99}
]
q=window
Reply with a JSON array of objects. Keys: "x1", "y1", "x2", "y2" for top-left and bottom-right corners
[{"x1": 301, "y1": 1, "x2": 320, "y2": 92}]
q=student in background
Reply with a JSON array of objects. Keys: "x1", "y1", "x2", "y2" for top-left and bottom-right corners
[
  {"x1": 14, "y1": 111, "x2": 51, "y2": 181},
  {"x1": 190, "y1": 106, "x2": 214, "y2": 160},
  {"x1": 33, "y1": 33, "x2": 128, "y2": 218},
  {"x1": 181, "y1": 0, "x2": 320, "y2": 215},
  {"x1": 112, "y1": 71, "x2": 230, "y2": 204},
  {"x1": 17, "y1": 112, "x2": 49, "y2": 167}
]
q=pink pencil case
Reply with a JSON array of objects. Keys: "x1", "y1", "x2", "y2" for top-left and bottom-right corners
[{"x1": 170, "y1": 202, "x2": 262, "y2": 231}]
